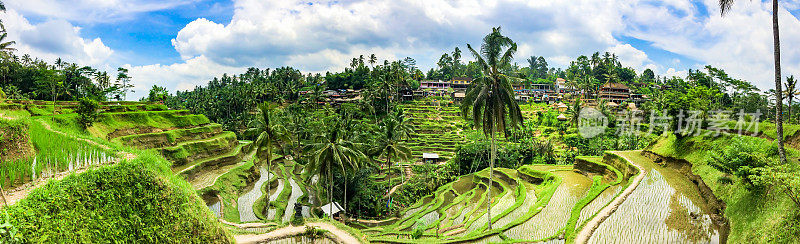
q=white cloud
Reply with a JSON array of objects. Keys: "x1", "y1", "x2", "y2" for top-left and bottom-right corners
[
  {"x1": 127, "y1": 56, "x2": 244, "y2": 95},
  {"x1": 5, "y1": 0, "x2": 800, "y2": 100},
  {"x1": 1, "y1": 9, "x2": 113, "y2": 66},
  {"x1": 605, "y1": 43, "x2": 656, "y2": 73},
  {"x1": 622, "y1": 0, "x2": 800, "y2": 90}
]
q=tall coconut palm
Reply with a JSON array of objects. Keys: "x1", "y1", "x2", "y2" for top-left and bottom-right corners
[
  {"x1": 785, "y1": 75, "x2": 797, "y2": 123},
  {"x1": 460, "y1": 27, "x2": 524, "y2": 230},
  {"x1": 372, "y1": 116, "x2": 412, "y2": 190},
  {"x1": 369, "y1": 54, "x2": 377, "y2": 68},
  {"x1": 390, "y1": 109, "x2": 415, "y2": 140},
  {"x1": 0, "y1": 30, "x2": 16, "y2": 54},
  {"x1": 306, "y1": 120, "x2": 366, "y2": 219},
  {"x1": 245, "y1": 102, "x2": 288, "y2": 217},
  {"x1": 567, "y1": 99, "x2": 582, "y2": 128},
  {"x1": 720, "y1": 0, "x2": 787, "y2": 163}
]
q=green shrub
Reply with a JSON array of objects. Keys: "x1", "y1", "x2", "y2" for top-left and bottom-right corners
[
  {"x1": 5, "y1": 152, "x2": 233, "y2": 243},
  {"x1": 0, "y1": 87, "x2": 6, "y2": 101},
  {"x1": 709, "y1": 136, "x2": 777, "y2": 190},
  {"x1": 76, "y1": 97, "x2": 99, "y2": 129}
]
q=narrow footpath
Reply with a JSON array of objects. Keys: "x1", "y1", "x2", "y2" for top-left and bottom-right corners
[
  {"x1": 234, "y1": 222, "x2": 363, "y2": 244},
  {"x1": 383, "y1": 165, "x2": 413, "y2": 198}
]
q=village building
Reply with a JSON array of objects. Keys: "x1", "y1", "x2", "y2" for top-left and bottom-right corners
[
  {"x1": 451, "y1": 77, "x2": 472, "y2": 91},
  {"x1": 598, "y1": 82, "x2": 630, "y2": 104}
]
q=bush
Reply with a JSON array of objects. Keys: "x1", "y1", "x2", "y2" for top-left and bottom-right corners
[
  {"x1": 5, "y1": 153, "x2": 233, "y2": 243},
  {"x1": 0, "y1": 87, "x2": 5, "y2": 101},
  {"x1": 76, "y1": 98, "x2": 99, "y2": 129},
  {"x1": 709, "y1": 136, "x2": 777, "y2": 190}
]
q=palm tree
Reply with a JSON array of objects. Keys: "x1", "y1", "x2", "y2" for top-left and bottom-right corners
[
  {"x1": 391, "y1": 109, "x2": 415, "y2": 140},
  {"x1": 245, "y1": 102, "x2": 288, "y2": 217},
  {"x1": 369, "y1": 54, "x2": 377, "y2": 68},
  {"x1": 719, "y1": 0, "x2": 787, "y2": 163},
  {"x1": 376, "y1": 75, "x2": 393, "y2": 115},
  {"x1": 567, "y1": 99, "x2": 582, "y2": 128},
  {"x1": 0, "y1": 30, "x2": 16, "y2": 54},
  {"x1": 372, "y1": 116, "x2": 412, "y2": 189},
  {"x1": 306, "y1": 120, "x2": 366, "y2": 219},
  {"x1": 785, "y1": 75, "x2": 797, "y2": 123},
  {"x1": 460, "y1": 27, "x2": 524, "y2": 230}
]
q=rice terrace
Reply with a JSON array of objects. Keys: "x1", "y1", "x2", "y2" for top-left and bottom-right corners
[{"x1": 0, "y1": 0, "x2": 799, "y2": 243}]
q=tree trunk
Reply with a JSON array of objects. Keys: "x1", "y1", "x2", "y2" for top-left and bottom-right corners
[
  {"x1": 773, "y1": 0, "x2": 787, "y2": 164},
  {"x1": 266, "y1": 143, "x2": 272, "y2": 220},
  {"x1": 328, "y1": 165, "x2": 334, "y2": 220},
  {"x1": 789, "y1": 96, "x2": 793, "y2": 124},
  {"x1": 487, "y1": 121, "x2": 496, "y2": 230},
  {"x1": 343, "y1": 169, "x2": 348, "y2": 220}
]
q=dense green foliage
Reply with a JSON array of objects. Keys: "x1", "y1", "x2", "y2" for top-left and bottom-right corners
[
  {"x1": 76, "y1": 97, "x2": 99, "y2": 129},
  {"x1": 3, "y1": 152, "x2": 233, "y2": 243},
  {"x1": 0, "y1": 55, "x2": 132, "y2": 101}
]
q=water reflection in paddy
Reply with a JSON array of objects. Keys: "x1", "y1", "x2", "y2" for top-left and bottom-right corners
[
  {"x1": 588, "y1": 152, "x2": 725, "y2": 243},
  {"x1": 238, "y1": 166, "x2": 273, "y2": 222}
]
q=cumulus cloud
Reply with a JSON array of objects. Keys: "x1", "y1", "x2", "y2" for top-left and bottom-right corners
[
  {"x1": 606, "y1": 44, "x2": 656, "y2": 73},
  {"x1": 127, "y1": 56, "x2": 245, "y2": 95},
  {"x1": 623, "y1": 0, "x2": 800, "y2": 90},
  {"x1": 5, "y1": 0, "x2": 800, "y2": 100},
  {"x1": 1, "y1": 9, "x2": 113, "y2": 66}
]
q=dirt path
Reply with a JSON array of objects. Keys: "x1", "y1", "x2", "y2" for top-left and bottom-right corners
[
  {"x1": 234, "y1": 222, "x2": 363, "y2": 244},
  {"x1": 384, "y1": 165, "x2": 413, "y2": 198},
  {"x1": 573, "y1": 150, "x2": 646, "y2": 244},
  {"x1": 1, "y1": 120, "x2": 136, "y2": 206}
]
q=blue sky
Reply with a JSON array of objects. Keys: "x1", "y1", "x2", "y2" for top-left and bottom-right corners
[{"x1": 3, "y1": 0, "x2": 800, "y2": 100}]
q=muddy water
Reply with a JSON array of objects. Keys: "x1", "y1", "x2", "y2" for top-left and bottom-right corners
[
  {"x1": 588, "y1": 152, "x2": 725, "y2": 244},
  {"x1": 238, "y1": 166, "x2": 273, "y2": 222},
  {"x1": 504, "y1": 167, "x2": 592, "y2": 240},
  {"x1": 494, "y1": 181, "x2": 537, "y2": 228},
  {"x1": 282, "y1": 177, "x2": 304, "y2": 222},
  {"x1": 207, "y1": 198, "x2": 221, "y2": 218},
  {"x1": 266, "y1": 178, "x2": 285, "y2": 220}
]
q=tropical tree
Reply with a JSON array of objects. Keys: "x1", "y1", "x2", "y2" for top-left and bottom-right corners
[
  {"x1": 369, "y1": 54, "x2": 377, "y2": 68},
  {"x1": 785, "y1": 75, "x2": 797, "y2": 123},
  {"x1": 306, "y1": 119, "x2": 366, "y2": 219},
  {"x1": 390, "y1": 109, "x2": 415, "y2": 140},
  {"x1": 460, "y1": 27, "x2": 524, "y2": 230},
  {"x1": 0, "y1": 29, "x2": 15, "y2": 54},
  {"x1": 719, "y1": 0, "x2": 787, "y2": 163},
  {"x1": 372, "y1": 116, "x2": 412, "y2": 189},
  {"x1": 566, "y1": 99, "x2": 582, "y2": 128},
  {"x1": 245, "y1": 102, "x2": 288, "y2": 215}
]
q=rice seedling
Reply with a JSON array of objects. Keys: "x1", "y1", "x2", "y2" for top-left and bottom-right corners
[
  {"x1": 504, "y1": 170, "x2": 590, "y2": 241},
  {"x1": 0, "y1": 119, "x2": 113, "y2": 188},
  {"x1": 587, "y1": 167, "x2": 722, "y2": 243},
  {"x1": 494, "y1": 183, "x2": 538, "y2": 228},
  {"x1": 238, "y1": 165, "x2": 274, "y2": 222}
]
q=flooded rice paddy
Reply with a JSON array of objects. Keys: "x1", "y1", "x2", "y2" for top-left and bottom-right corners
[
  {"x1": 588, "y1": 152, "x2": 725, "y2": 243},
  {"x1": 505, "y1": 168, "x2": 591, "y2": 240},
  {"x1": 238, "y1": 166, "x2": 273, "y2": 222}
]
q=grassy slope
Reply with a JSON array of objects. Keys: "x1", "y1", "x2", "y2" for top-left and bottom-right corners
[
  {"x1": 648, "y1": 134, "x2": 800, "y2": 243},
  {"x1": 5, "y1": 152, "x2": 233, "y2": 243},
  {"x1": 1, "y1": 103, "x2": 236, "y2": 242}
]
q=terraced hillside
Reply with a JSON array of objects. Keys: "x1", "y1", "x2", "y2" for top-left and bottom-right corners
[
  {"x1": 23, "y1": 102, "x2": 323, "y2": 227},
  {"x1": 361, "y1": 152, "x2": 635, "y2": 243},
  {"x1": 401, "y1": 100, "x2": 468, "y2": 162}
]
